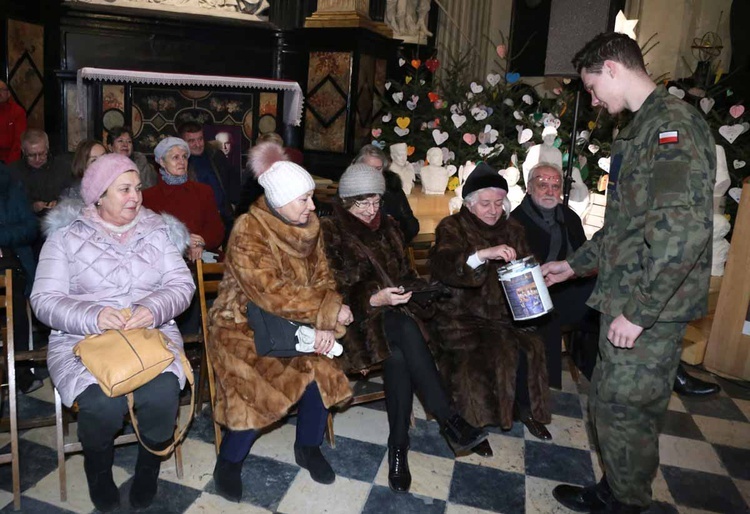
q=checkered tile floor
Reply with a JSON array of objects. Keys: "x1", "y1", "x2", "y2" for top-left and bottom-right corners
[{"x1": 0, "y1": 364, "x2": 748, "y2": 513}]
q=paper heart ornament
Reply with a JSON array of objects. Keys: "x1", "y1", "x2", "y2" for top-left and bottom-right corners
[
  {"x1": 371, "y1": 128, "x2": 382, "y2": 138},
  {"x1": 441, "y1": 148, "x2": 455, "y2": 162},
  {"x1": 668, "y1": 86, "x2": 685, "y2": 99},
  {"x1": 734, "y1": 160, "x2": 746, "y2": 169},
  {"x1": 450, "y1": 104, "x2": 460, "y2": 114},
  {"x1": 544, "y1": 116, "x2": 561, "y2": 129},
  {"x1": 477, "y1": 132, "x2": 491, "y2": 144},
  {"x1": 382, "y1": 113, "x2": 392, "y2": 123},
  {"x1": 598, "y1": 157, "x2": 611, "y2": 173},
  {"x1": 496, "y1": 44, "x2": 507, "y2": 58},
  {"x1": 563, "y1": 78, "x2": 571, "y2": 84},
  {"x1": 742, "y1": 122, "x2": 750, "y2": 134},
  {"x1": 699, "y1": 97, "x2": 715, "y2": 114},
  {"x1": 451, "y1": 113, "x2": 467, "y2": 128},
  {"x1": 405, "y1": 76, "x2": 412, "y2": 84},
  {"x1": 406, "y1": 100, "x2": 418, "y2": 110},
  {"x1": 396, "y1": 117, "x2": 411, "y2": 129},
  {"x1": 398, "y1": 58, "x2": 405, "y2": 67},
  {"x1": 503, "y1": 98, "x2": 514, "y2": 107},
  {"x1": 522, "y1": 94, "x2": 533, "y2": 105},
  {"x1": 477, "y1": 144, "x2": 493, "y2": 156},
  {"x1": 487, "y1": 73, "x2": 502, "y2": 87},
  {"x1": 578, "y1": 156, "x2": 587, "y2": 168},
  {"x1": 407, "y1": 146, "x2": 415, "y2": 156},
  {"x1": 446, "y1": 165, "x2": 458, "y2": 176},
  {"x1": 579, "y1": 130, "x2": 591, "y2": 142},
  {"x1": 411, "y1": 59, "x2": 421, "y2": 69},
  {"x1": 433, "y1": 99, "x2": 444, "y2": 109},
  {"x1": 719, "y1": 124, "x2": 744, "y2": 144},
  {"x1": 588, "y1": 144, "x2": 600, "y2": 154},
  {"x1": 466, "y1": 92, "x2": 474, "y2": 100},
  {"x1": 385, "y1": 81, "x2": 391, "y2": 91},
  {"x1": 425, "y1": 58, "x2": 440, "y2": 73},
  {"x1": 728, "y1": 187, "x2": 742, "y2": 204},
  {"x1": 463, "y1": 133, "x2": 477, "y2": 145},
  {"x1": 730, "y1": 104, "x2": 745, "y2": 119},
  {"x1": 471, "y1": 108, "x2": 488, "y2": 121},
  {"x1": 432, "y1": 130, "x2": 449, "y2": 145},
  {"x1": 588, "y1": 121, "x2": 596, "y2": 131},
  {"x1": 470, "y1": 82, "x2": 484, "y2": 94},
  {"x1": 420, "y1": 79, "x2": 425, "y2": 85},
  {"x1": 371, "y1": 140, "x2": 385, "y2": 149},
  {"x1": 496, "y1": 143, "x2": 505, "y2": 154},
  {"x1": 428, "y1": 92, "x2": 439, "y2": 103},
  {"x1": 518, "y1": 128, "x2": 533, "y2": 144},
  {"x1": 688, "y1": 87, "x2": 706, "y2": 98},
  {"x1": 553, "y1": 87, "x2": 562, "y2": 95},
  {"x1": 394, "y1": 127, "x2": 410, "y2": 137},
  {"x1": 513, "y1": 111, "x2": 523, "y2": 121},
  {"x1": 478, "y1": 125, "x2": 499, "y2": 144},
  {"x1": 392, "y1": 92, "x2": 403, "y2": 103},
  {"x1": 506, "y1": 72, "x2": 520, "y2": 84}
]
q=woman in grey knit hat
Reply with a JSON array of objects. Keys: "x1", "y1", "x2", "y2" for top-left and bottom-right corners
[{"x1": 320, "y1": 163, "x2": 488, "y2": 495}]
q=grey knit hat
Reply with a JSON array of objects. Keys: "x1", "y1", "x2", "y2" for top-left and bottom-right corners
[{"x1": 338, "y1": 164, "x2": 386, "y2": 198}]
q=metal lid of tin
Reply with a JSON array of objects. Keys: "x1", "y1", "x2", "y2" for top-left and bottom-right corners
[{"x1": 497, "y1": 256, "x2": 537, "y2": 276}]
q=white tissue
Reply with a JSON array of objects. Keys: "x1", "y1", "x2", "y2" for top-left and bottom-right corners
[{"x1": 295, "y1": 326, "x2": 343, "y2": 359}]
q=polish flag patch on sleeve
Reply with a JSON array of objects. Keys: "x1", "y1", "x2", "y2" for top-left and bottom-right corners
[{"x1": 658, "y1": 130, "x2": 679, "y2": 145}]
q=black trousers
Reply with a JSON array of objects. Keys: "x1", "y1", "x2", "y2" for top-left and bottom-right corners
[
  {"x1": 382, "y1": 311, "x2": 453, "y2": 447},
  {"x1": 76, "y1": 373, "x2": 180, "y2": 451}
]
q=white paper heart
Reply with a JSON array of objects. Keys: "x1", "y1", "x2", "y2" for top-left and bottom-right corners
[
  {"x1": 522, "y1": 94, "x2": 533, "y2": 105},
  {"x1": 734, "y1": 160, "x2": 746, "y2": 169},
  {"x1": 466, "y1": 92, "x2": 474, "y2": 100},
  {"x1": 598, "y1": 157, "x2": 611, "y2": 173},
  {"x1": 719, "y1": 124, "x2": 744, "y2": 144},
  {"x1": 394, "y1": 127, "x2": 410, "y2": 137},
  {"x1": 478, "y1": 132, "x2": 490, "y2": 145},
  {"x1": 398, "y1": 58, "x2": 405, "y2": 67},
  {"x1": 451, "y1": 114, "x2": 467, "y2": 128},
  {"x1": 406, "y1": 100, "x2": 417, "y2": 110},
  {"x1": 446, "y1": 165, "x2": 458, "y2": 176},
  {"x1": 470, "y1": 82, "x2": 484, "y2": 94},
  {"x1": 496, "y1": 143, "x2": 505, "y2": 154},
  {"x1": 742, "y1": 122, "x2": 750, "y2": 134},
  {"x1": 579, "y1": 130, "x2": 591, "y2": 142},
  {"x1": 503, "y1": 98, "x2": 514, "y2": 107},
  {"x1": 699, "y1": 97, "x2": 715, "y2": 114},
  {"x1": 432, "y1": 129, "x2": 449, "y2": 146},
  {"x1": 588, "y1": 144, "x2": 600, "y2": 154},
  {"x1": 518, "y1": 128, "x2": 533, "y2": 144},
  {"x1": 728, "y1": 187, "x2": 742, "y2": 204},
  {"x1": 481, "y1": 125, "x2": 499, "y2": 143},
  {"x1": 450, "y1": 104, "x2": 460, "y2": 114},
  {"x1": 384, "y1": 81, "x2": 391, "y2": 91},
  {"x1": 382, "y1": 113, "x2": 392, "y2": 123},
  {"x1": 392, "y1": 92, "x2": 404, "y2": 104},
  {"x1": 420, "y1": 79, "x2": 425, "y2": 85},
  {"x1": 442, "y1": 148, "x2": 455, "y2": 162},
  {"x1": 579, "y1": 156, "x2": 587, "y2": 167},
  {"x1": 668, "y1": 86, "x2": 685, "y2": 99},
  {"x1": 551, "y1": 118, "x2": 561, "y2": 129},
  {"x1": 471, "y1": 108, "x2": 488, "y2": 121},
  {"x1": 477, "y1": 144, "x2": 493, "y2": 156},
  {"x1": 487, "y1": 74, "x2": 502, "y2": 87},
  {"x1": 511, "y1": 153, "x2": 518, "y2": 167},
  {"x1": 513, "y1": 111, "x2": 523, "y2": 120},
  {"x1": 515, "y1": 125, "x2": 523, "y2": 133}
]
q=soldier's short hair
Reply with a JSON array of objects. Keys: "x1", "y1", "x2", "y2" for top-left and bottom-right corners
[
  {"x1": 21, "y1": 128, "x2": 49, "y2": 149},
  {"x1": 572, "y1": 32, "x2": 646, "y2": 75}
]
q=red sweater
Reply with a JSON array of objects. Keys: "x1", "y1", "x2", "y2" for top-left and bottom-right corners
[
  {"x1": 0, "y1": 99, "x2": 26, "y2": 164},
  {"x1": 142, "y1": 176, "x2": 225, "y2": 251}
]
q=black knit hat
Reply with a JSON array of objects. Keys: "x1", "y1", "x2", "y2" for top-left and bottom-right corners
[{"x1": 462, "y1": 162, "x2": 508, "y2": 198}]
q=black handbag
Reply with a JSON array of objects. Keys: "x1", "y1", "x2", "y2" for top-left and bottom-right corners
[{"x1": 245, "y1": 300, "x2": 306, "y2": 358}]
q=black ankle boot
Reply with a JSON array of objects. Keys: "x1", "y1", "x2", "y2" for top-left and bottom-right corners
[
  {"x1": 82, "y1": 446, "x2": 120, "y2": 512},
  {"x1": 129, "y1": 439, "x2": 169, "y2": 510},
  {"x1": 441, "y1": 414, "x2": 488, "y2": 455},
  {"x1": 471, "y1": 439, "x2": 494, "y2": 457},
  {"x1": 213, "y1": 455, "x2": 244, "y2": 502},
  {"x1": 553, "y1": 476, "x2": 612, "y2": 512},
  {"x1": 673, "y1": 364, "x2": 721, "y2": 396},
  {"x1": 388, "y1": 446, "x2": 411, "y2": 493},
  {"x1": 294, "y1": 445, "x2": 335, "y2": 484}
]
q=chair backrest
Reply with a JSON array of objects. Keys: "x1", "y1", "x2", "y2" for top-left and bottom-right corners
[
  {"x1": 407, "y1": 232, "x2": 436, "y2": 278},
  {"x1": 1, "y1": 269, "x2": 16, "y2": 370}
]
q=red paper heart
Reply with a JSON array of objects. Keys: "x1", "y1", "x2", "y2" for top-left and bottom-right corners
[
  {"x1": 411, "y1": 59, "x2": 422, "y2": 69},
  {"x1": 428, "y1": 92, "x2": 439, "y2": 103},
  {"x1": 425, "y1": 58, "x2": 440, "y2": 72},
  {"x1": 463, "y1": 133, "x2": 477, "y2": 145}
]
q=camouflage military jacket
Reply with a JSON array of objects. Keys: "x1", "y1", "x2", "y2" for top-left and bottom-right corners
[{"x1": 568, "y1": 85, "x2": 715, "y2": 328}]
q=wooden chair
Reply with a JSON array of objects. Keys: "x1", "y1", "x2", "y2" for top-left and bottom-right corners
[
  {"x1": 325, "y1": 367, "x2": 387, "y2": 449},
  {"x1": 407, "y1": 232, "x2": 436, "y2": 279},
  {"x1": 0, "y1": 269, "x2": 22, "y2": 510}
]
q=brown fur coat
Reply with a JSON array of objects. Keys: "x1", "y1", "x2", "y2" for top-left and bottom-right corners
[
  {"x1": 429, "y1": 206, "x2": 550, "y2": 429},
  {"x1": 207, "y1": 198, "x2": 352, "y2": 431},
  {"x1": 321, "y1": 206, "x2": 430, "y2": 372}
]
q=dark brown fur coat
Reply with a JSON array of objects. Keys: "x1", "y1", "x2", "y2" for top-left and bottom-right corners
[
  {"x1": 207, "y1": 198, "x2": 352, "y2": 431},
  {"x1": 321, "y1": 206, "x2": 429, "y2": 372},
  {"x1": 429, "y1": 206, "x2": 550, "y2": 429}
]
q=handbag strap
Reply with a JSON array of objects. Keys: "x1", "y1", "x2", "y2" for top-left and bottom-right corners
[
  {"x1": 353, "y1": 239, "x2": 397, "y2": 288},
  {"x1": 126, "y1": 349, "x2": 195, "y2": 457}
]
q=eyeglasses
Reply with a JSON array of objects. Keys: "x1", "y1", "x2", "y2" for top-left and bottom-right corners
[
  {"x1": 353, "y1": 199, "x2": 384, "y2": 210},
  {"x1": 25, "y1": 151, "x2": 49, "y2": 160}
]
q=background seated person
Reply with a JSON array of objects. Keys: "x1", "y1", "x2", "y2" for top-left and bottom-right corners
[
  {"x1": 208, "y1": 143, "x2": 352, "y2": 502},
  {"x1": 429, "y1": 163, "x2": 552, "y2": 440},
  {"x1": 63, "y1": 139, "x2": 108, "y2": 201},
  {"x1": 511, "y1": 162, "x2": 599, "y2": 386},
  {"x1": 321, "y1": 164, "x2": 488, "y2": 492},
  {"x1": 31, "y1": 154, "x2": 194, "y2": 512},
  {"x1": 106, "y1": 126, "x2": 157, "y2": 189},
  {"x1": 353, "y1": 144, "x2": 419, "y2": 243}
]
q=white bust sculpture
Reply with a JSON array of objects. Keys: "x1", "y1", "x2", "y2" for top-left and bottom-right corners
[
  {"x1": 385, "y1": 0, "x2": 432, "y2": 44},
  {"x1": 500, "y1": 166, "x2": 525, "y2": 211},
  {"x1": 522, "y1": 126, "x2": 563, "y2": 187},
  {"x1": 420, "y1": 147, "x2": 455, "y2": 195},
  {"x1": 715, "y1": 144, "x2": 731, "y2": 214},
  {"x1": 567, "y1": 166, "x2": 590, "y2": 218},
  {"x1": 389, "y1": 143, "x2": 416, "y2": 195},
  {"x1": 712, "y1": 214, "x2": 731, "y2": 276}
]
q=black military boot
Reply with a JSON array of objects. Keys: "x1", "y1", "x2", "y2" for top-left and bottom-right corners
[
  {"x1": 552, "y1": 476, "x2": 612, "y2": 512},
  {"x1": 388, "y1": 446, "x2": 411, "y2": 493},
  {"x1": 294, "y1": 445, "x2": 335, "y2": 484},
  {"x1": 213, "y1": 455, "x2": 244, "y2": 502},
  {"x1": 441, "y1": 413, "x2": 488, "y2": 455},
  {"x1": 129, "y1": 439, "x2": 169, "y2": 510},
  {"x1": 82, "y1": 446, "x2": 120, "y2": 512},
  {"x1": 471, "y1": 439, "x2": 494, "y2": 457},
  {"x1": 673, "y1": 364, "x2": 720, "y2": 396}
]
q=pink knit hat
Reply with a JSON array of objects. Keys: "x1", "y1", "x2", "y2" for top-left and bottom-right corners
[{"x1": 81, "y1": 153, "x2": 139, "y2": 205}]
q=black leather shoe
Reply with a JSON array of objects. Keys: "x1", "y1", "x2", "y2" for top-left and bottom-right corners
[
  {"x1": 388, "y1": 446, "x2": 411, "y2": 493},
  {"x1": 516, "y1": 406, "x2": 552, "y2": 440},
  {"x1": 441, "y1": 414, "x2": 489, "y2": 455},
  {"x1": 673, "y1": 364, "x2": 720, "y2": 396},
  {"x1": 471, "y1": 439, "x2": 493, "y2": 457},
  {"x1": 213, "y1": 455, "x2": 244, "y2": 502},
  {"x1": 552, "y1": 478, "x2": 612, "y2": 512},
  {"x1": 294, "y1": 445, "x2": 335, "y2": 484}
]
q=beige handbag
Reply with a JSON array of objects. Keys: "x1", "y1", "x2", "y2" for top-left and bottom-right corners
[{"x1": 73, "y1": 310, "x2": 195, "y2": 456}]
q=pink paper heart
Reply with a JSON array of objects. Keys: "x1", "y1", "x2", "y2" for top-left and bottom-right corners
[
  {"x1": 463, "y1": 133, "x2": 477, "y2": 145},
  {"x1": 496, "y1": 44, "x2": 507, "y2": 59},
  {"x1": 371, "y1": 128, "x2": 382, "y2": 137},
  {"x1": 730, "y1": 104, "x2": 745, "y2": 119}
]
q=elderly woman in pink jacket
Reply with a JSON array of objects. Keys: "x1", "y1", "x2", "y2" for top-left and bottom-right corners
[{"x1": 31, "y1": 153, "x2": 195, "y2": 513}]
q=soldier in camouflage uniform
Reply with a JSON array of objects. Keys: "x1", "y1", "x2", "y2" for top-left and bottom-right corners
[{"x1": 544, "y1": 33, "x2": 715, "y2": 513}]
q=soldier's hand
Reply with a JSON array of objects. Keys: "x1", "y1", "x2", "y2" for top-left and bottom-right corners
[
  {"x1": 542, "y1": 260, "x2": 575, "y2": 286},
  {"x1": 607, "y1": 314, "x2": 643, "y2": 349}
]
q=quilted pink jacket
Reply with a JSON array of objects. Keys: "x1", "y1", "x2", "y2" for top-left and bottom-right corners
[{"x1": 31, "y1": 200, "x2": 195, "y2": 407}]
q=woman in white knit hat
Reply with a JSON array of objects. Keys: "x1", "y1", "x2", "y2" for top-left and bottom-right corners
[
  {"x1": 320, "y1": 163, "x2": 488, "y2": 494},
  {"x1": 207, "y1": 143, "x2": 354, "y2": 502}
]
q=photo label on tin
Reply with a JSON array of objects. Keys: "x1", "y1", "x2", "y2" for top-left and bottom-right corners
[{"x1": 506, "y1": 271, "x2": 546, "y2": 319}]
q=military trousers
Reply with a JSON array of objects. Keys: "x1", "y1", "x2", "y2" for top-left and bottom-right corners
[{"x1": 589, "y1": 313, "x2": 687, "y2": 507}]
